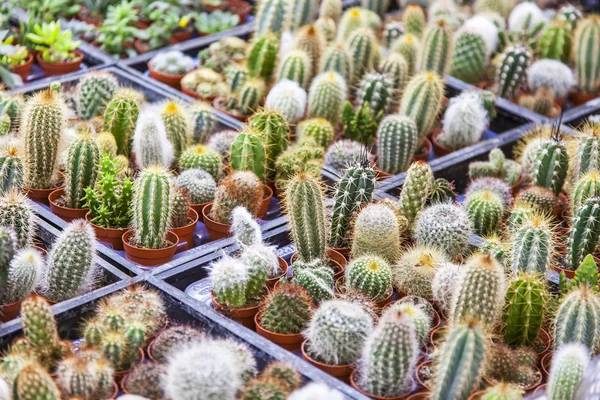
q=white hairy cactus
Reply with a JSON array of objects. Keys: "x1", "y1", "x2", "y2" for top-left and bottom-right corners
[
  {"x1": 265, "y1": 80, "x2": 308, "y2": 124},
  {"x1": 527, "y1": 59, "x2": 576, "y2": 99},
  {"x1": 132, "y1": 110, "x2": 175, "y2": 169},
  {"x1": 208, "y1": 255, "x2": 249, "y2": 307},
  {"x1": 239, "y1": 243, "x2": 280, "y2": 278},
  {"x1": 230, "y1": 206, "x2": 262, "y2": 247},
  {"x1": 508, "y1": 2, "x2": 547, "y2": 32},
  {"x1": 432, "y1": 262, "x2": 461, "y2": 314},
  {"x1": 460, "y1": 15, "x2": 499, "y2": 57},
  {"x1": 438, "y1": 92, "x2": 489, "y2": 151},
  {"x1": 149, "y1": 51, "x2": 195, "y2": 75}
]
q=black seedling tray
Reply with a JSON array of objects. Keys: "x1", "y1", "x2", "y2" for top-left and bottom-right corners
[{"x1": 558, "y1": 97, "x2": 600, "y2": 129}]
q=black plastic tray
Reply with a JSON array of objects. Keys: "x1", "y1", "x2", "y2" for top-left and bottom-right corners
[{"x1": 558, "y1": 97, "x2": 600, "y2": 128}]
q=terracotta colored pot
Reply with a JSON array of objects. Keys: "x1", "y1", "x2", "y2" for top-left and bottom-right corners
[
  {"x1": 570, "y1": 91, "x2": 597, "y2": 106},
  {"x1": 181, "y1": 84, "x2": 200, "y2": 99},
  {"x1": 413, "y1": 137, "x2": 433, "y2": 161},
  {"x1": 37, "y1": 50, "x2": 84, "y2": 77},
  {"x1": 511, "y1": 173, "x2": 523, "y2": 196},
  {"x1": 77, "y1": 8, "x2": 102, "y2": 26},
  {"x1": 431, "y1": 129, "x2": 453, "y2": 157},
  {"x1": 350, "y1": 370, "x2": 415, "y2": 399},
  {"x1": 266, "y1": 257, "x2": 289, "y2": 289},
  {"x1": 133, "y1": 38, "x2": 150, "y2": 55},
  {"x1": 0, "y1": 299, "x2": 22, "y2": 322},
  {"x1": 213, "y1": 96, "x2": 249, "y2": 122},
  {"x1": 547, "y1": 103, "x2": 562, "y2": 118},
  {"x1": 429, "y1": 326, "x2": 445, "y2": 352},
  {"x1": 301, "y1": 340, "x2": 352, "y2": 383},
  {"x1": 534, "y1": 384, "x2": 546, "y2": 395},
  {"x1": 148, "y1": 63, "x2": 186, "y2": 88},
  {"x1": 23, "y1": 185, "x2": 63, "y2": 206},
  {"x1": 555, "y1": 96, "x2": 566, "y2": 107},
  {"x1": 225, "y1": 0, "x2": 251, "y2": 22},
  {"x1": 48, "y1": 188, "x2": 89, "y2": 222},
  {"x1": 406, "y1": 393, "x2": 430, "y2": 400},
  {"x1": 541, "y1": 352, "x2": 552, "y2": 378},
  {"x1": 189, "y1": 201, "x2": 210, "y2": 216},
  {"x1": 416, "y1": 361, "x2": 433, "y2": 390},
  {"x1": 329, "y1": 246, "x2": 351, "y2": 259},
  {"x1": 122, "y1": 230, "x2": 179, "y2": 267},
  {"x1": 211, "y1": 291, "x2": 261, "y2": 330},
  {"x1": 170, "y1": 29, "x2": 193, "y2": 44},
  {"x1": 86, "y1": 213, "x2": 129, "y2": 251},
  {"x1": 536, "y1": 329, "x2": 552, "y2": 358},
  {"x1": 170, "y1": 208, "x2": 199, "y2": 252},
  {"x1": 12, "y1": 53, "x2": 33, "y2": 81},
  {"x1": 549, "y1": 263, "x2": 576, "y2": 279},
  {"x1": 113, "y1": 349, "x2": 145, "y2": 380},
  {"x1": 257, "y1": 184, "x2": 273, "y2": 218},
  {"x1": 255, "y1": 312, "x2": 304, "y2": 351},
  {"x1": 202, "y1": 203, "x2": 232, "y2": 241}
]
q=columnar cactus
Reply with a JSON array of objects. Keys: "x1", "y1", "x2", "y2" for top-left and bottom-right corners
[
  {"x1": 360, "y1": 0, "x2": 388, "y2": 18},
  {"x1": 277, "y1": 50, "x2": 312, "y2": 89},
  {"x1": 247, "y1": 34, "x2": 279, "y2": 80},
  {"x1": 259, "y1": 283, "x2": 313, "y2": 334},
  {"x1": 554, "y1": 286, "x2": 600, "y2": 352},
  {"x1": 190, "y1": 102, "x2": 217, "y2": 144},
  {"x1": 230, "y1": 129, "x2": 267, "y2": 180},
  {"x1": 392, "y1": 34, "x2": 418, "y2": 76},
  {"x1": 450, "y1": 31, "x2": 487, "y2": 84},
  {"x1": 464, "y1": 189, "x2": 505, "y2": 236},
  {"x1": 0, "y1": 248, "x2": 42, "y2": 305},
  {"x1": 179, "y1": 145, "x2": 221, "y2": 179},
  {"x1": 517, "y1": 185, "x2": 557, "y2": 215},
  {"x1": 0, "y1": 94, "x2": 23, "y2": 132},
  {"x1": 103, "y1": 89, "x2": 139, "y2": 157},
  {"x1": 502, "y1": 274, "x2": 546, "y2": 347},
  {"x1": 337, "y1": 7, "x2": 381, "y2": 42},
  {"x1": 511, "y1": 212, "x2": 554, "y2": 274},
  {"x1": 255, "y1": 0, "x2": 292, "y2": 38},
  {"x1": 0, "y1": 191, "x2": 36, "y2": 249},
  {"x1": 248, "y1": 109, "x2": 290, "y2": 181},
  {"x1": 438, "y1": 92, "x2": 489, "y2": 151},
  {"x1": 398, "y1": 161, "x2": 434, "y2": 225},
  {"x1": 357, "y1": 309, "x2": 419, "y2": 397},
  {"x1": 320, "y1": 44, "x2": 353, "y2": 85},
  {"x1": 210, "y1": 256, "x2": 249, "y2": 307},
  {"x1": 132, "y1": 112, "x2": 174, "y2": 170},
  {"x1": 170, "y1": 187, "x2": 191, "y2": 229},
  {"x1": 574, "y1": 16, "x2": 600, "y2": 94},
  {"x1": 291, "y1": 0, "x2": 318, "y2": 29},
  {"x1": 351, "y1": 203, "x2": 401, "y2": 264},
  {"x1": 16, "y1": 364, "x2": 61, "y2": 400},
  {"x1": 418, "y1": 19, "x2": 454, "y2": 77},
  {"x1": 376, "y1": 114, "x2": 418, "y2": 174},
  {"x1": 319, "y1": 0, "x2": 342, "y2": 23},
  {"x1": 43, "y1": 220, "x2": 97, "y2": 303},
  {"x1": 176, "y1": 169, "x2": 216, "y2": 205},
  {"x1": 574, "y1": 122, "x2": 600, "y2": 180},
  {"x1": 402, "y1": 4, "x2": 425, "y2": 36},
  {"x1": 394, "y1": 245, "x2": 449, "y2": 301},
  {"x1": 431, "y1": 321, "x2": 487, "y2": 400},
  {"x1": 238, "y1": 79, "x2": 267, "y2": 115},
  {"x1": 415, "y1": 202, "x2": 472, "y2": 259},
  {"x1": 210, "y1": 171, "x2": 263, "y2": 224},
  {"x1": 345, "y1": 255, "x2": 393, "y2": 301},
  {"x1": 77, "y1": 72, "x2": 118, "y2": 120},
  {"x1": 398, "y1": 72, "x2": 444, "y2": 141},
  {"x1": 379, "y1": 53, "x2": 409, "y2": 94},
  {"x1": 304, "y1": 299, "x2": 374, "y2": 365},
  {"x1": 161, "y1": 100, "x2": 190, "y2": 159},
  {"x1": 346, "y1": 28, "x2": 378, "y2": 84},
  {"x1": 285, "y1": 173, "x2": 327, "y2": 262},
  {"x1": 307, "y1": 72, "x2": 347, "y2": 126},
  {"x1": 356, "y1": 72, "x2": 394, "y2": 116},
  {"x1": 315, "y1": 17, "x2": 335, "y2": 43},
  {"x1": 451, "y1": 254, "x2": 506, "y2": 327},
  {"x1": 547, "y1": 344, "x2": 590, "y2": 400},
  {"x1": 567, "y1": 196, "x2": 600, "y2": 270},
  {"x1": 294, "y1": 25, "x2": 324, "y2": 69},
  {"x1": 21, "y1": 89, "x2": 66, "y2": 189},
  {"x1": 539, "y1": 21, "x2": 572, "y2": 63},
  {"x1": 64, "y1": 133, "x2": 100, "y2": 209},
  {"x1": 495, "y1": 44, "x2": 531, "y2": 100},
  {"x1": 297, "y1": 118, "x2": 335, "y2": 149},
  {"x1": 0, "y1": 144, "x2": 23, "y2": 193},
  {"x1": 573, "y1": 171, "x2": 600, "y2": 213},
  {"x1": 56, "y1": 352, "x2": 115, "y2": 400}
]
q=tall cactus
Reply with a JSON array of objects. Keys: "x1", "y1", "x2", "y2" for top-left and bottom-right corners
[
  {"x1": 495, "y1": 44, "x2": 531, "y2": 100},
  {"x1": 502, "y1": 273, "x2": 546, "y2": 346},
  {"x1": 132, "y1": 112, "x2": 174, "y2": 170},
  {"x1": 255, "y1": 0, "x2": 292, "y2": 38},
  {"x1": 321, "y1": 44, "x2": 353, "y2": 85},
  {"x1": 352, "y1": 203, "x2": 401, "y2": 264},
  {"x1": 379, "y1": 53, "x2": 409, "y2": 93},
  {"x1": 566, "y1": 196, "x2": 600, "y2": 270},
  {"x1": 277, "y1": 50, "x2": 312, "y2": 89},
  {"x1": 450, "y1": 31, "x2": 487, "y2": 84},
  {"x1": 531, "y1": 135, "x2": 569, "y2": 195},
  {"x1": 554, "y1": 286, "x2": 600, "y2": 352},
  {"x1": 64, "y1": 132, "x2": 100, "y2": 209},
  {"x1": 376, "y1": 114, "x2": 418, "y2": 174},
  {"x1": 307, "y1": 72, "x2": 347, "y2": 125},
  {"x1": 230, "y1": 129, "x2": 266, "y2": 181},
  {"x1": 547, "y1": 344, "x2": 590, "y2": 400},
  {"x1": 103, "y1": 89, "x2": 139, "y2": 157},
  {"x1": 574, "y1": 16, "x2": 600, "y2": 94},
  {"x1": 0, "y1": 143, "x2": 23, "y2": 193},
  {"x1": 392, "y1": 34, "x2": 418, "y2": 76},
  {"x1": 285, "y1": 173, "x2": 327, "y2": 262},
  {"x1": 247, "y1": 34, "x2": 279, "y2": 80},
  {"x1": 402, "y1": 4, "x2": 425, "y2": 36},
  {"x1": 399, "y1": 161, "x2": 433, "y2": 225},
  {"x1": 291, "y1": 0, "x2": 318, "y2": 29},
  {"x1": 0, "y1": 191, "x2": 36, "y2": 249},
  {"x1": 77, "y1": 72, "x2": 118, "y2": 120},
  {"x1": 161, "y1": 100, "x2": 190, "y2": 159},
  {"x1": 248, "y1": 109, "x2": 290, "y2": 181},
  {"x1": 539, "y1": 21, "x2": 572, "y2": 63},
  {"x1": 573, "y1": 170, "x2": 600, "y2": 212},
  {"x1": 294, "y1": 25, "x2": 324, "y2": 69},
  {"x1": 189, "y1": 102, "x2": 217, "y2": 145},
  {"x1": 418, "y1": 19, "x2": 454, "y2": 77},
  {"x1": 355, "y1": 72, "x2": 394, "y2": 116},
  {"x1": 16, "y1": 364, "x2": 61, "y2": 400},
  {"x1": 21, "y1": 89, "x2": 66, "y2": 190},
  {"x1": 511, "y1": 212, "x2": 554, "y2": 274},
  {"x1": 574, "y1": 122, "x2": 600, "y2": 180},
  {"x1": 346, "y1": 28, "x2": 378, "y2": 84},
  {"x1": 398, "y1": 72, "x2": 444, "y2": 142}
]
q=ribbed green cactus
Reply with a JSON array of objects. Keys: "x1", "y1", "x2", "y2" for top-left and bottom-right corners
[
  {"x1": 547, "y1": 344, "x2": 590, "y2": 400},
  {"x1": 432, "y1": 321, "x2": 486, "y2": 400},
  {"x1": 357, "y1": 309, "x2": 418, "y2": 397},
  {"x1": 399, "y1": 161, "x2": 434, "y2": 225},
  {"x1": 502, "y1": 273, "x2": 546, "y2": 347},
  {"x1": 291, "y1": 0, "x2": 317, "y2": 29},
  {"x1": 248, "y1": 109, "x2": 290, "y2": 181},
  {"x1": 259, "y1": 283, "x2": 313, "y2": 334},
  {"x1": 0, "y1": 94, "x2": 23, "y2": 132},
  {"x1": 189, "y1": 102, "x2": 216, "y2": 145},
  {"x1": 0, "y1": 248, "x2": 41, "y2": 305},
  {"x1": 398, "y1": 72, "x2": 444, "y2": 141},
  {"x1": 346, "y1": 28, "x2": 378, "y2": 84},
  {"x1": 307, "y1": 72, "x2": 347, "y2": 125},
  {"x1": 161, "y1": 101, "x2": 190, "y2": 159},
  {"x1": 511, "y1": 212, "x2": 554, "y2": 274},
  {"x1": 379, "y1": 53, "x2": 409, "y2": 94},
  {"x1": 574, "y1": 16, "x2": 600, "y2": 94},
  {"x1": 176, "y1": 169, "x2": 216, "y2": 205},
  {"x1": 297, "y1": 118, "x2": 334, "y2": 149},
  {"x1": 402, "y1": 4, "x2": 425, "y2": 36},
  {"x1": 64, "y1": 133, "x2": 100, "y2": 209},
  {"x1": 452, "y1": 254, "x2": 506, "y2": 327},
  {"x1": 356, "y1": 72, "x2": 394, "y2": 116},
  {"x1": 464, "y1": 189, "x2": 505, "y2": 236},
  {"x1": 255, "y1": 0, "x2": 292, "y2": 38},
  {"x1": 517, "y1": 185, "x2": 557, "y2": 215},
  {"x1": 554, "y1": 286, "x2": 600, "y2": 352},
  {"x1": 320, "y1": 44, "x2": 353, "y2": 85},
  {"x1": 102, "y1": 89, "x2": 139, "y2": 157},
  {"x1": 16, "y1": 364, "x2": 61, "y2": 400},
  {"x1": 242, "y1": 377, "x2": 288, "y2": 400},
  {"x1": 495, "y1": 44, "x2": 531, "y2": 100},
  {"x1": 274, "y1": 139, "x2": 323, "y2": 186},
  {"x1": 567, "y1": 196, "x2": 600, "y2": 270},
  {"x1": 56, "y1": 352, "x2": 115, "y2": 400},
  {"x1": 539, "y1": 21, "x2": 572, "y2": 63},
  {"x1": 225, "y1": 64, "x2": 249, "y2": 92},
  {"x1": 277, "y1": 50, "x2": 312, "y2": 89},
  {"x1": 376, "y1": 114, "x2": 418, "y2": 174},
  {"x1": 285, "y1": 173, "x2": 326, "y2": 262},
  {"x1": 170, "y1": 187, "x2": 191, "y2": 229},
  {"x1": 179, "y1": 145, "x2": 221, "y2": 179},
  {"x1": 345, "y1": 255, "x2": 392, "y2": 301},
  {"x1": 292, "y1": 261, "x2": 335, "y2": 303},
  {"x1": 319, "y1": 0, "x2": 341, "y2": 23},
  {"x1": 0, "y1": 144, "x2": 23, "y2": 193},
  {"x1": 238, "y1": 78, "x2": 267, "y2": 116},
  {"x1": 418, "y1": 19, "x2": 454, "y2": 77},
  {"x1": 392, "y1": 34, "x2": 418, "y2": 76},
  {"x1": 22, "y1": 89, "x2": 66, "y2": 190},
  {"x1": 247, "y1": 34, "x2": 279, "y2": 80},
  {"x1": 295, "y1": 25, "x2": 324, "y2": 69},
  {"x1": 574, "y1": 123, "x2": 600, "y2": 180},
  {"x1": 131, "y1": 166, "x2": 172, "y2": 249},
  {"x1": 210, "y1": 171, "x2": 263, "y2": 224},
  {"x1": 394, "y1": 245, "x2": 449, "y2": 301},
  {"x1": 95, "y1": 131, "x2": 117, "y2": 158},
  {"x1": 304, "y1": 299, "x2": 374, "y2": 365},
  {"x1": 450, "y1": 31, "x2": 487, "y2": 84},
  {"x1": 337, "y1": 7, "x2": 381, "y2": 42},
  {"x1": 0, "y1": 191, "x2": 35, "y2": 249},
  {"x1": 359, "y1": 0, "x2": 388, "y2": 18},
  {"x1": 329, "y1": 163, "x2": 376, "y2": 248},
  {"x1": 352, "y1": 203, "x2": 401, "y2": 264},
  {"x1": 415, "y1": 202, "x2": 472, "y2": 259},
  {"x1": 479, "y1": 384, "x2": 523, "y2": 400},
  {"x1": 573, "y1": 170, "x2": 600, "y2": 213},
  {"x1": 230, "y1": 129, "x2": 266, "y2": 181},
  {"x1": 77, "y1": 72, "x2": 118, "y2": 120}
]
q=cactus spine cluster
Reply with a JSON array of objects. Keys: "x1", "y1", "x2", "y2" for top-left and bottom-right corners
[
  {"x1": 64, "y1": 133, "x2": 100, "y2": 209},
  {"x1": 351, "y1": 203, "x2": 401, "y2": 264},
  {"x1": 574, "y1": 16, "x2": 600, "y2": 94},
  {"x1": 259, "y1": 283, "x2": 313, "y2": 334},
  {"x1": 345, "y1": 255, "x2": 392, "y2": 301},
  {"x1": 554, "y1": 286, "x2": 600, "y2": 352},
  {"x1": 230, "y1": 129, "x2": 267, "y2": 181},
  {"x1": 0, "y1": 190, "x2": 36, "y2": 249},
  {"x1": 247, "y1": 34, "x2": 279, "y2": 80},
  {"x1": 502, "y1": 274, "x2": 546, "y2": 346},
  {"x1": 547, "y1": 344, "x2": 590, "y2": 400},
  {"x1": 346, "y1": 28, "x2": 378, "y2": 84},
  {"x1": 398, "y1": 72, "x2": 444, "y2": 141},
  {"x1": 415, "y1": 202, "x2": 472, "y2": 259},
  {"x1": 399, "y1": 161, "x2": 434, "y2": 225},
  {"x1": 376, "y1": 114, "x2": 418, "y2": 174},
  {"x1": 379, "y1": 53, "x2": 409, "y2": 94},
  {"x1": 103, "y1": 90, "x2": 139, "y2": 157},
  {"x1": 450, "y1": 31, "x2": 487, "y2": 84},
  {"x1": 77, "y1": 72, "x2": 118, "y2": 120},
  {"x1": 495, "y1": 44, "x2": 531, "y2": 100},
  {"x1": 539, "y1": 21, "x2": 572, "y2": 63},
  {"x1": 210, "y1": 171, "x2": 263, "y2": 224},
  {"x1": 0, "y1": 143, "x2": 23, "y2": 193},
  {"x1": 566, "y1": 196, "x2": 600, "y2": 270},
  {"x1": 278, "y1": 50, "x2": 312, "y2": 89},
  {"x1": 161, "y1": 101, "x2": 190, "y2": 159},
  {"x1": 307, "y1": 72, "x2": 347, "y2": 125},
  {"x1": 419, "y1": 19, "x2": 454, "y2": 77},
  {"x1": 255, "y1": 0, "x2": 292, "y2": 38},
  {"x1": 531, "y1": 137, "x2": 568, "y2": 195},
  {"x1": 511, "y1": 212, "x2": 554, "y2": 273},
  {"x1": 0, "y1": 247, "x2": 42, "y2": 305}
]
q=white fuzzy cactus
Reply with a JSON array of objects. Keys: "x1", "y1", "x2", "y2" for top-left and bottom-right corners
[
  {"x1": 508, "y1": 2, "x2": 547, "y2": 32},
  {"x1": 547, "y1": 344, "x2": 590, "y2": 400},
  {"x1": 265, "y1": 80, "x2": 307, "y2": 124},
  {"x1": 209, "y1": 255, "x2": 249, "y2": 307},
  {"x1": 230, "y1": 206, "x2": 262, "y2": 247},
  {"x1": 460, "y1": 15, "x2": 499, "y2": 56},
  {"x1": 288, "y1": 383, "x2": 345, "y2": 400},
  {"x1": 527, "y1": 59, "x2": 575, "y2": 99},
  {"x1": 149, "y1": 51, "x2": 195, "y2": 75},
  {"x1": 132, "y1": 110, "x2": 175, "y2": 169},
  {"x1": 239, "y1": 243, "x2": 280, "y2": 278},
  {"x1": 438, "y1": 92, "x2": 489, "y2": 151},
  {"x1": 432, "y1": 262, "x2": 461, "y2": 314}
]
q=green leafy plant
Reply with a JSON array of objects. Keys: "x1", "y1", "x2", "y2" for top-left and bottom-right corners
[
  {"x1": 341, "y1": 101, "x2": 382, "y2": 145},
  {"x1": 79, "y1": 0, "x2": 120, "y2": 21},
  {"x1": 97, "y1": 1, "x2": 141, "y2": 57},
  {"x1": 140, "y1": 3, "x2": 193, "y2": 50},
  {"x1": 194, "y1": 11, "x2": 240, "y2": 34},
  {"x1": 19, "y1": 0, "x2": 80, "y2": 22},
  {"x1": 26, "y1": 21, "x2": 81, "y2": 62},
  {"x1": 0, "y1": 32, "x2": 25, "y2": 87},
  {"x1": 0, "y1": 36, "x2": 28, "y2": 67}
]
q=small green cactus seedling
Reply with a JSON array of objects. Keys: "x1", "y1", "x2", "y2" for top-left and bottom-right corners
[
  {"x1": 0, "y1": 190, "x2": 36, "y2": 249},
  {"x1": 502, "y1": 273, "x2": 546, "y2": 346},
  {"x1": 351, "y1": 203, "x2": 401, "y2": 264},
  {"x1": 511, "y1": 211, "x2": 555, "y2": 274},
  {"x1": 547, "y1": 344, "x2": 590, "y2": 400},
  {"x1": 179, "y1": 145, "x2": 221, "y2": 179},
  {"x1": 415, "y1": 202, "x2": 472, "y2": 259},
  {"x1": 394, "y1": 245, "x2": 449, "y2": 301},
  {"x1": 345, "y1": 255, "x2": 393, "y2": 301},
  {"x1": 259, "y1": 283, "x2": 313, "y2": 334},
  {"x1": 464, "y1": 189, "x2": 505, "y2": 236}
]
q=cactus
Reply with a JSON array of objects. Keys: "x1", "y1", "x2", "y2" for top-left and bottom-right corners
[
  {"x1": 239, "y1": 244, "x2": 279, "y2": 295},
  {"x1": 480, "y1": 383, "x2": 524, "y2": 400},
  {"x1": 210, "y1": 171, "x2": 263, "y2": 224},
  {"x1": 288, "y1": 383, "x2": 344, "y2": 400},
  {"x1": 265, "y1": 80, "x2": 308, "y2": 125},
  {"x1": 170, "y1": 187, "x2": 191, "y2": 229},
  {"x1": 161, "y1": 100, "x2": 190, "y2": 159},
  {"x1": 398, "y1": 72, "x2": 444, "y2": 142},
  {"x1": 304, "y1": 299, "x2": 374, "y2": 365},
  {"x1": 517, "y1": 185, "x2": 557, "y2": 215},
  {"x1": 248, "y1": 108, "x2": 290, "y2": 181},
  {"x1": 375, "y1": 114, "x2": 418, "y2": 174},
  {"x1": 63, "y1": 133, "x2": 100, "y2": 209},
  {"x1": 307, "y1": 72, "x2": 347, "y2": 125},
  {"x1": 149, "y1": 51, "x2": 194, "y2": 75},
  {"x1": 255, "y1": 0, "x2": 292, "y2": 38},
  {"x1": 0, "y1": 248, "x2": 42, "y2": 305},
  {"x1": 230, "y1": 129, "x2": 266, "y2": 181},
  {"x1": 428, "y1": 178, "x2": 457, "y2": 204},
  {"x1": 345, "y1": 255, "x2": 392, "y2": 301},
  {"x1": 163, "y1": 340, "x2": 245, "y2": 400},
  {"x1": 574, "y1": 122, "x2": 600, "y2": 180},
  {"x1": 432, "y1": 262, "x2": 461, "y2": 314},
  {"x1": 511, "y1": 211, "x2": 555, "y2": 274},
  {"x1": 356, "y1": 72, "x2": 394, "y2": 116},
  {"x1": 325, "y1": 139, "x2": 371, "y2": 170},
  {"x1": 554, "y1": 286, "x2": 600, "y2": 352},
  {"x1": 16, "y1": 364, "x2": 61, "y2": 400},
  {"x1": 319, "y1": 0, "x2": 342, "y2": 23},
  {"x1": 77, "y1": 72, "x2": 118, "y2": 120},
  {"x1": 102, "y1": 89, "x2": 139, "y2": 157},
  {"x1": 464, "y1": 189, "x2": 505, "y2": 236},
  {"x1": 574, "y1": 16, "x2": 600, "y2": 94},
  {"x1": 351, "y1": 203, "x2": 401, "y2": 264},
  {"x1": 437, "y1": 92, "x2": 489, "y2": 150},
  {"x1": 149, "y1": 325, "x2": 204, "y2": 363},
  {"x1": 431, "y1": 321, "x2": 487, "y2": 400},
  {"x1": 378, "y1": 53, "x2": 409, "y2": 94},
  {"x1": 519, "y1": 87, "x2": 556, "y2": 116},
  {"x1": 495, "y1": 44, "x2": 531, "y2": 100},
  {"x1": 0, "y1": 190, "x2": 36, "y2": 249},
  {"x1": 560, "y1": 254, "x2": 599, "y2": 295},
  {"x1": 277, "y1": 50, "x2": 311, "y2": 89},
  {"x1": 394, "y1": 245, "x2": 449, "y2": 301},
  {"x1": 329, "y1": 163, "x2": 376, "y2": 248},
  {"x1": 573, "y1": 170, "x2": 600, "y2": 214},
  {"x1": 402, "y1": 4, "x2": 425, "y2": 36},
  {"x1": 357, "y1": 309, "x2": 419, "y2": 397},
  {"x1": 451, "y1": 254, "x2": 506, "y2": 327},
  {"x1": 189, "y1": 102, "x2": 216, "y2": 145},
  {"x1": 398, "y1": 161, "x2": 434, "y2": 225},
  {"x1": 547, "y1": 344, "x2": 590, "y2": 400},
  {"x1": 274, "y1": 139, "x2": 324, "y2": 186},
  {"x1": 383, "y1": 21, "x2": 403, "y2": 49},
  {"x1": 341, "y1": 101, "x2": 382, "y2": 144},
  {"x1": 337, "y1": 8, "x2": 381, "y2": 42},
  {"x1": 43, "y1": 220, "x2": 97, "y2": 303},
  {"x1": 292, "y1": 262, "x2": 335, "y2": 303},
  {"x1": 122, "y1": 361, "x2": 165, "y2": 399},
  {"x1": 261, "y1": 361, "x2": 301, "y2": 392},
  {"x1": 418, "y1": 19, "x2": 454, "y2": 77},
  {"x1": 502, "y1": 273, "x2": 546, "y2": 347},
  {"x1": 294, "y1": 25, "x2": 324, "y2": 69},
  {"x1": 56, "y1": 352, "x2": 115, "y2": 400},
  {"x1": 320, "y1": 44, "x2": 353, "y2": 85},
  {"x1": 242, "y1": 377, "x2": 288, "y2": 400},
  {"x1": 285, "y1": 173, "x2": 327, "y2": 262},
  {"x1": 0, "y1": 143, "x2": 23, "y2": 193},
  {"x1": 297, "y1": 118, "x2": 334, "y2": 149},
  {"x1": 21, "y1": 89, "x2": 66, "y2": 189},
  {"x1": 449, "y1": 31, "x2": 487, "y2": 84},
  {"x1": 259, "y1": 283, "x2": 313, "y2": 334},
  {"x1": 0, "y1": 94, "x2": 23, "y2": 132},
  {"x1": 539, "y1": 21, "x2": 572, "y2": 63},
  {"x1": 466, "y1": 174, "x2": 513, "y2": 208},
  {"x1": 346, "y1": 28, "x2": 378, "y2": 84},
  {"x1": 315, "y1": 17, "x2": 336, "y2": 43},
  {"x1": 392, "y1": 34, "x2": 418, "y2": 76},
  {"x1": 360, "y1": 0, "x2": 388, "y2": 18},
  {"x1": 179, "y1": 145, "x2": 221, "y2": 179},
  {"x1": 567, "y1": 196, "x2": 600, "y2": 270},
  {"x1": 247, "y1": 34, "x2": 279, "y2": 80},
  {"x1": 231, "y1": 206, "x2": 263, "y2": 247},
  {"x1": 556, "y1": 4, "x2": 582, "y2": 30},
  {"x1": 415, "y1": 202, "x2": 472, "y2": 259},
  {"x1": 95, "y1": 131, "x2": 118, "y2": 158},
  {"x1": 237, "y1": 78, "x2": 267, "y2": 116}
]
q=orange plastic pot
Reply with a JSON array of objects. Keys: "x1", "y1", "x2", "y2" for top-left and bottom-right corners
[
  {"x1": 170, "y1": 208, "x2": 199, "y2": 252},
  {"x1": 23, "y1": 185, "x2": 62, "y2": 206},
  {"x1": 148, "y1": 64, "x2": 185, "y2": 88},
  {"x1": 12, "y1": 53, "x2": 33, "y2": 81},
  {"x1": 86, "y1": 212, "x2": 129, "y2": 251},
  {"x1": 48, "y1": 188, "x2": 89, "y2": 222},
  {"x1": 255, "y1": 312, "x2": 304, "y2": 351},
  {"x1": 122, "y1": 230, "x2": 179, "y2": 267},
  {"x1": 301, "y1": 340, "x2": 352, "y2": 383},
  {"x1": 37, "y1": 50, "x2": 83, "y2": 76},
  {"x1": 266, "y1": 258, "x2": 289, "y2": 289},
  {"x1": 202, "y1": 203, "x2": 232, "y2": 241},
  {"x1": 211, "y1": 291, "x2": 261, "y2": 330},
  {"x1": 257, "y1": 184, "x2": 273, "y2": 218}
]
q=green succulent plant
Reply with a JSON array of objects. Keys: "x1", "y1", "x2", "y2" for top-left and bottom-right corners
[{"x1": 26, "y1": 21, "x2": 81, "y2": 63}]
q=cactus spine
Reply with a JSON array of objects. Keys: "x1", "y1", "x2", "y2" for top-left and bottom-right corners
[
  {"x1": 554, "y1": 287, "x2": 600, "y2": 352},
  {"x1": 307, "y1": 72, "x2": 347, "y2": 125},
  {"x1": 402, "y1": 4, "x2": 425, "y2": 36},
  {"x1": 64, "y1": 133, "x2": 100, "y2": 209},
  {"x1": 0, "y1": 191, "x2": 35, "y2": 249},
  {"x1": 132, "y1": 112, "x2": 174, "y2": 170},
  {"x1": 255, "y1": 0, "x2": 292, "y2": 38},
  {"x1": 566, "y1": 196, "x2": 600, "y2": 270},
  {"x1": 189, "y1": 102, "x2": 216, "y2": 145},
  {"x1": 248, "y1": 109, "x2": 290, "y2": 182},
  {"x1": 502, "y1": 274, "x2": 546, "y2": 346},
  {"x1": 345, "y1": 255, "x2": 393, "y2": 301},
  {"x1": 495, "y1": 44, "x2": 531, "y2": 100},
  {"x1": 531, "y1": 137, "x2": 569, "y2": 195},
  {"x1": 418, "y1": 19, "x2": 454, "y2": 77},
  {"x1": 0, "y1": 144, "x2": 23, "y2": 193},
  {"x1": 356, "y1": 72, "x2": 394, "y2": 116},
  {"x1": 399, "y1": 161, "x2": 434, "y2": 225},
  {"x1": 297, "y1": 118, "x2": 334, "y2": 149},
  {"x1": 278, "y1": 50, "x2": 312, "y2": 89},
  {"x1": 103, "y1": 90, "x2": 139, "y2": 157},
  {"x1": 450, "y1": 31, "x2": 487, "y2": 84},
  {"x1": 259, "y1": 283, "x2": 313, "y2": 334},
  {"x1": 398, "y1": 72, "x2": 444, "y2": 141},
  {"x1": 539, "y1": 21, "x2": 572, "y2": 63},
  {"x1": 351, "y1": 203, "x2": 401, "y2": 264},
  {"x1": 77, "y1": 72, "x2": 118, "y2": 120},
  {"x1": 573, "y1": 171, "x2": 600, "y2": 212},
  {"x1": 547, "y1": 344, "x2": 590, "y2": 400},
  {"x1": 161, "y1": 101, "x2": 190, "y2": 159},
  {"x1": 464, "y1": 189, "x2": 505, "y2": 236},
  {"x1": 574, "y1": 16, "x2": 600, "y2": 94},
  {"x1": 379, "y1": 53, "x2": 409, "y2": 93},
  {"x1": 320, "y1": 44, "x2": 353, "y2": 85},
  {"x1": 292, "y1": 0, "x2": 318, "y2": 29},
  {"x1": 346, "y1": 28, "x2": 378, "y2": 84},
  {"x1": 230, "y1": 129, "x2": 266, "y2": 181},
  {"x1": 247, "y1": 34, "x2": 279, "y2": 80},
  {"x1": 511, "y1": 212, "x2": 554, "y2": 274}
]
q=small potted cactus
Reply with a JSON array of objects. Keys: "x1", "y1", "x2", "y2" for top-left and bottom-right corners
[
  {"x1": 570, "y1": 15, "x2": 600, "y2": 105},
  {"x1": 147, "y1": 325, "x2": 204, "y2": 363},
  {"x1": 148, "y1": 50, "x2": 195, "y2": 88},
  {"x1": 340, "y1": 255, "x2": 394, "y2": 307},
  {"x1": 169, "y1": 187, "x2": 199, "y2": 251},
  {"x1": 176, "y1": 168, "x2": 217, "y2": 215}
]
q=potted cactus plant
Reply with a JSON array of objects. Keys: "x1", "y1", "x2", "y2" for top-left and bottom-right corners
[
  {"x1": 148, "y1": 50, "x2": 195, "y2": 88},
  {"x1": 26, "y1": 21, "x2": 83, "y2": 76},
  {"x1": 169, "y1": 187, "x2": 199, "y2": 251}
]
